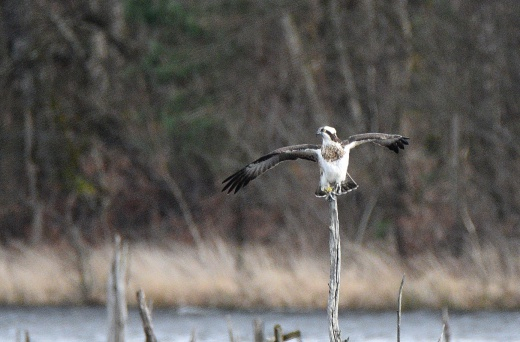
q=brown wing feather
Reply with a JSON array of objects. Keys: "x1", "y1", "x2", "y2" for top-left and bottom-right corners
[
  {"x1": 343, "y1": 133, "x2": 409, "y2": 153},
  {"x1": 222, "y1": 144, "x2": 320, "y2": 194}
]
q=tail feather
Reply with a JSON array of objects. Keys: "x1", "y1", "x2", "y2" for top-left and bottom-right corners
[
  {"x1": 337, "y1": 173, "x2": 358, "y2": 195},
  {"x1": 315, "y1": 186, "x2": 328, "y2": 197}
]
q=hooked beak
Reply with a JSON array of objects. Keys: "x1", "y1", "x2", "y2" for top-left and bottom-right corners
[{"x1": 316, "y1": 129, "x2": 323, "y2": 136}]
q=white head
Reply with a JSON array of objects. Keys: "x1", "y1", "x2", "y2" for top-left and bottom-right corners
[{"x1": 316, "y1": 126, "x2": 340, "y2": 143}]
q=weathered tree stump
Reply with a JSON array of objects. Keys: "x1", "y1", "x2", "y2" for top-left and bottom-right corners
[
  {"x1": 328, "y1": 196, "x2": 342, "y2": 342},
  {"x1": 107, "y1": 235, "x2": 128, "y2": 342}
]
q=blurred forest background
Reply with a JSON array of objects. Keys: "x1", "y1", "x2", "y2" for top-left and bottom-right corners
[{"x1": 1, "y1": 0, "x2": 519, "y2": 259}]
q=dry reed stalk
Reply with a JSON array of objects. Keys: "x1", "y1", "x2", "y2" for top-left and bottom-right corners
[{"x1": 2, "y1": 242, "x2": 520, "y2": 309}]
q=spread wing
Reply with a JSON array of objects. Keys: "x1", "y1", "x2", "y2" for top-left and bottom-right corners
[
  {"x1": 343, "y1": 133, "x2": 409, "y2": 153},
  {"x1": 222, "y1": 144, "x2": 320, "y2": 194}
]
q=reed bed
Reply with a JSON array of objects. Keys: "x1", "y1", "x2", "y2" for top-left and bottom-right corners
[{"x1": 1, "y1": 240, "x2": 519, "y2": 310}]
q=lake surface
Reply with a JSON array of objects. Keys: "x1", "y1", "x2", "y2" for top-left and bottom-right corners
[{"x1": 1, "y1": 306, "x2": 519, "y2": 341}]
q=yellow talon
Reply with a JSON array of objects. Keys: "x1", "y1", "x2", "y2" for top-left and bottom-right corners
[{"x1": 325, "y1": 186, "x2": 333, "y2": 193}]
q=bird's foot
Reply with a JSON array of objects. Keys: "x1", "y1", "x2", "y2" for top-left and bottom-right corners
[
  {"x1": 326, "y1": 186, "x2": 336, "y2": 201},
  {"x1": 315, "y1": 185, "x2": 336, "y2": 200}
]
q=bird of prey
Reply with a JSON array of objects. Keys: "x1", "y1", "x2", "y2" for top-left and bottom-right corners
[{"x1": 222, "y1": 126, "x2": 409, "y2": 200}]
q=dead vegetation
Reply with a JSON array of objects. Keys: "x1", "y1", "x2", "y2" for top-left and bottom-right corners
[{"x1": 1, "y1": 240, "x2": 520, "y2": 310}]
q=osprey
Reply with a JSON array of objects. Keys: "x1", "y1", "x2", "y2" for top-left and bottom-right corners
[{"x1": 222, "y1": 126, "x2": 409, "y2": 200}]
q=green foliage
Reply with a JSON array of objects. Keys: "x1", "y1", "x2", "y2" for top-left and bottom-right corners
[
  {"x1": 125, "y1": 0, "x2": 204, "y2": 37},
  {"x1": 424, "y1": 134, "x2": 441, "y2": 156},
  {"x1": 161, "y1": 109, "x2": 226, "y2": 160},
  {"x1": 144, "y1": 42, "x2": 208, "y2": 84},
  {"x1": 375, "y1": 219, "x2": 391, "y2": 239},
  {"x1": 124, "y1": 0, "x2": 238, "y2": 179},
  {"x1": 53, "y1": 113, "x2": 98, "y2": 198},
  {"x1": 72, "y1": 174, "x2": 97, "y2": 197},
  {"x1": 207, "y1": 0, "x2": 252, "y2": 13}
]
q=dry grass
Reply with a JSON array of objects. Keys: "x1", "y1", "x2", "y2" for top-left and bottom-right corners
[{"x1": 1, "y1": 240, "x2": 520, "y2": 310}]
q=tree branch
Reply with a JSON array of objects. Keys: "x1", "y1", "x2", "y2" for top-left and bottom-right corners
[{"x1": 137, "y1": 289, "x2": 158, "y2": 342}]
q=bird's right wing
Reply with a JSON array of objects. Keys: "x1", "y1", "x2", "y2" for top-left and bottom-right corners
[{"x1": 222, "y1": 144, "x2": 320, "y2": 194}]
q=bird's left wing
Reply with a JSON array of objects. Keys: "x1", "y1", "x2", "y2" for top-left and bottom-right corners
[
  {"x1": 222, "y1": 144, "x2": 320, "y2": 194},
  {"x1": 343, "y1": 133, "x2": 409, "y2": 153}
]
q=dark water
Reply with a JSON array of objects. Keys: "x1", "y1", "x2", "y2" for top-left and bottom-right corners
[{"x1": 1, "y1": 306, "x2": 519, "y2": 341}]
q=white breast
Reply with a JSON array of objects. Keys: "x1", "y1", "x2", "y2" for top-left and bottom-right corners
[{"x1": 318, "y1": 151, "x2": 350, "y2": 187}]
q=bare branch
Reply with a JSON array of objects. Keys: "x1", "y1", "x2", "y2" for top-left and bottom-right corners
[
  {"x1": 136, "y1": 289, "x2": 158, "y2": 342},
  {"x1": 397, "y1": 274, "x2": 405, "y2": 342}
]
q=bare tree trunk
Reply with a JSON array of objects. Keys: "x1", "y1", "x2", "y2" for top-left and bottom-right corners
[
  {"x1": 395, "y1": 0, "x2": 413, "y2": 81},
  {"x1": 107, "y1": 235, "x2": 128, "y2": 342},
  {"x1": 452, "y1": 114, "x2": 485, "y2": 276},
  {"x1": 66, "y1": 195, "x2": 93, "y2": 303},
  {"x1": 355, "y1": 190, "x2": 379, "y2": 244},
  {"x1": 156, "y1": 157, "x2": 204, "y2": 251},
  {"x1": 328, "y1": 0, "x2": 364, "y2": 130},
  {"x1": 281, "y1": 13, "x2": 329, "y2": 126},
  {"x1": 328, "y1": 197, "x2": 342, "y2": 342},
  {"x1": 390, "y1": 0, "x2": 413, "y2": 256},
  {"x1": 23, "y1": 80, "x2": 44, "y2": 245},
  {"x1": 450, "y1": 113, "x2": 465, "y2": 255},
  {"x1": 361, "y1": 0, "x2": 378, "y2": 132}
]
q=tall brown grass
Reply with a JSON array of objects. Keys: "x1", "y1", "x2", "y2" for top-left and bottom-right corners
[{"x1": 1, "y1": 240, "x2": 519, "y2": 310}]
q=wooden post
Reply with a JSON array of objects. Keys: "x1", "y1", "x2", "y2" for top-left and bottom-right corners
[
  {"x1": 190, "y1": 328, "x2": 197, "y2": 342},
  {"x1": 274, "y1": 324, "x2": 283, "y2": 342},
  {"x1": 253, "y1": 318, "x2": 264, "y2": 342},
  {"x1": 272, "y1": 324, "x2": 301, "y2": 342},
  {"x1": 327, "y1": 197, "x2": 342, "y2": 342},
  {"x1": 226, "y1": 316, "x2": 236, "y2": 342},
  {"x1": 16, "y1": 329, "x2": 30, "y2": 342},
  {"x1": 107, "y1": 235, "x2": 128, "y2": 342},
  {"x1": 441, "y1": 307, "x2": 451, "y2": 342},
  {"x1": 136, "y1": 289, "x2": 157, "y2": 342}
]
